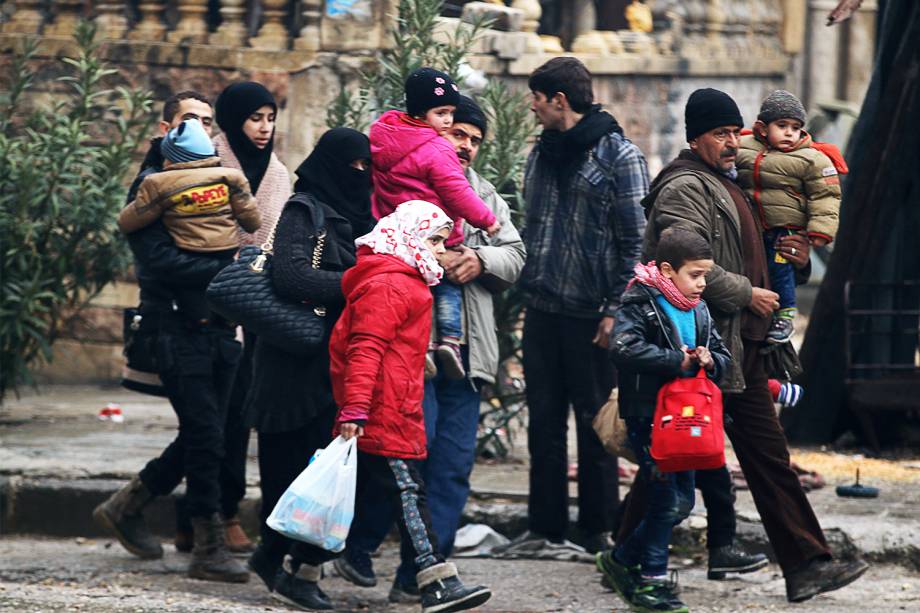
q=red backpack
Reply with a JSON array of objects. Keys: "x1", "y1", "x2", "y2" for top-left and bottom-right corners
[{"x1": 650, "y1": 369, "x2": 725, "y2": 472}]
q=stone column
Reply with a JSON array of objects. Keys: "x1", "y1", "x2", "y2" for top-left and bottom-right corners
[
  {"x1": 210, "y1": 0, "x2": 248, "y2": 46},
  {"x1": 45, "y1": 0, "x2": 83, "y2": 38},
  {"x1": 129, "y1": 1, "x2": 167, "y2": 41},
  {"x1": 805, "y1": 0, "x2": 842, "y2": 105},
  {"x1": 250, "y1": 0, "x2": 290, "y2": 50},
  {"x1": 511, "y1": 0, "x2": 554, "y2": 53},
  {"x1": 294, "y1": 0, "x2": 322, "y2": 51},
  {"x1": 703, "y1": 0, "x2": 727, "y2": 57},
  {"x1": 681, "y1": 0, "x2": 708, "y2": 57},
  {"x1": 95, "y1": 2, "x2": 129, "y2": 39},
  {"x1": 167, "y1": 0, "x2": 209, "y2": 44},
  {"x1": 842, "y1": 0, "x2": 877, "y2": 103},
  {"x1": 2, "y1": 1, "x2": 46, "y2": 34},
  {"x1": 570, "y1": 0, "x2": 607, "y2": 53}
]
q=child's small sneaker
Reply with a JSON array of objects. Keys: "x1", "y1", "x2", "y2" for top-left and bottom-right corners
[
  {"x1": 596, "y1": 551, "x2": 640, "y2": 600},
  {"x1": 767, "y1": 315, "x2": 794, "y2": 344},
  {"x1": 333, "y1": 548, "x2": 377, "y2": 587},
  {"x1": 425, "y1": 351, "x2": 438, "y2": 381},
  {"x1": 436, "y1": 341, "x2": 465, "y2": 380},
  {"x1": 629, "y1": 577, "x2": 688, "y2": 613}
]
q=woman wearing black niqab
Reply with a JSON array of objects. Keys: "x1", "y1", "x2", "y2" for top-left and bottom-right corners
[
  {"x1": 294, "y1": 127, "x2": 375, "y2": 238},
  {"x1": 245, "y1": 128, "x2": 375, "y2": 610}
]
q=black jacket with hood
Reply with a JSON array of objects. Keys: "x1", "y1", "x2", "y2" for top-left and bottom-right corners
[{"x1": 610, "y1": 283, "x2": 732, "y2": 418}]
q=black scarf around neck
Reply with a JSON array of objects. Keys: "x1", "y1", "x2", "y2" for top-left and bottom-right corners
[
  {"x1": 215, "y1": 82, "x2": 277, "y2": 195},
  {"x1": 538, "y1": 104, "x2": 623, "y2": 188},
  {"x1": 294, "y1": 128, "x2": 374, "y2": 239}
]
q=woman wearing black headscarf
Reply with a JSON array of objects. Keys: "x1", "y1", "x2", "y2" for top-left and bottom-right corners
[
  {"x1": 245, "y1": 128, "x2": 373, "y2": 611},
  {"x1": 213, "y1": 81, "x2": 292, "y2": 248}
]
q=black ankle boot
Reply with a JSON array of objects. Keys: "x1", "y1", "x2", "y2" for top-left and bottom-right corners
[
  {"x1": 248, "y1": 544, "x2": 281, "y2": 591},
  {"x1": 708, "y1": 544, "x2": 769, "y2": 580},
  {"x1": 92, "y1": 475, "x2": 163, "y2": 559},
  {"x1": 188, "y1": 513, "x2": 249, "y2": 583},
  {"x1": 417, "y1": 562, "x2": 491, "y2": 613},
  {"x1": 272, "y1": 556, "x2": 333, "y2": 611}
]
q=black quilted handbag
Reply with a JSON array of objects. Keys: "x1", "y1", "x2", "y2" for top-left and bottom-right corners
[{"x1": 206, "y1": 196, "x2": 328, "y2": 357}]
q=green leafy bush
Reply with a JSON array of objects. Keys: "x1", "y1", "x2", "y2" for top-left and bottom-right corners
[{"x1": 0, "y1": 22, "x2": 153, "y2": 401}]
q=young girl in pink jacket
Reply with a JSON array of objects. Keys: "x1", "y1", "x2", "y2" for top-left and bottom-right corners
[{"x1": 370, "y1": 67, "x2": 500, "y2": 380}]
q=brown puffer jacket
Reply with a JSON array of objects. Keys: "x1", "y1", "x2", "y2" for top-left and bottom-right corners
[
  {"x1": 736, "y1": 132, "x2": 840, "y2": 243},
  {"x1": 118, "y1": 157, "x2": 261, "y2": 252}
]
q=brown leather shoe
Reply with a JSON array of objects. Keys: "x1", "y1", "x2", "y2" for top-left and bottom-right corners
[
  {"x1": 785, "y1": 557, "x2": 869, "y2": 602},
  {"x1": 224, "y1": 517, "x2": 255, "y2": 553}
]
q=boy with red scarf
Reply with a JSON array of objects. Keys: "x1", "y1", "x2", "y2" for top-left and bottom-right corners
[{"x1": 598, "y1": 228, "x2": 731, "y2": 613}]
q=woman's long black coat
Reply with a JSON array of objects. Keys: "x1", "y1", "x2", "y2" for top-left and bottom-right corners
[{"x1": 242, "y1": 194, "x2": 356, "y2": 434}]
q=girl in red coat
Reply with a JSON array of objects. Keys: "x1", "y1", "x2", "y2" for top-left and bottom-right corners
[{"x1": 329, "y1": 200, "x2": 492, "y2": 613}]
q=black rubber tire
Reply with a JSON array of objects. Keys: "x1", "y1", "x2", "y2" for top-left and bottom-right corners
[{"x1": 835, "y1": 484, "x2": 880, "y2": 498}]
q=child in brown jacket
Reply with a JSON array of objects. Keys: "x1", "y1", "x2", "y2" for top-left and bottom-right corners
[
  {"x1": 736, "y1": 90, "x2": 842, "y2": 344},
  {"x1": 118, "y1": 119, "x2": 261, "y2": 252},
  {"x1": 118, "y1": 119, "x2": 261, "y2": 318}
]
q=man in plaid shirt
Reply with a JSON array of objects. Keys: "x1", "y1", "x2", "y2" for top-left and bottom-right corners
[{"x1": 519, "y1": 57, "x2": 649, "y2": 553}]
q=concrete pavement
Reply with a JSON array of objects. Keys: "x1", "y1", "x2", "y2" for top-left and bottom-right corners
[{"x1": 2, "y1": 386, "x2": 919, "y2": 570}]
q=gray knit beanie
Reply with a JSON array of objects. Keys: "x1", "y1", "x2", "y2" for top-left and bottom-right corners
[{"x1": 757, "y1": 90, "x2": 806, "y2": 125}]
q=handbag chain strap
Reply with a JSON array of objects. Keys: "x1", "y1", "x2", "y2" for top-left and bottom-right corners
[{"x1": 249, "y1": 207, "x2": 329, "y2": 317}]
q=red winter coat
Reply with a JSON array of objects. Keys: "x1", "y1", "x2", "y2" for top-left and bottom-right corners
[
  {"x1": 370, "y1": 110, "x2": 496, "y2": 247},
  {"x1": 329, "y1": 249, "x2": 432, "y2": 459}
]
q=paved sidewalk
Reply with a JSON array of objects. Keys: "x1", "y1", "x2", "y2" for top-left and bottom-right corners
[
  {"x1": 1, "y1": 536, "x2": 918, "y2": 612},
  {"x1": 2, "y1": 386, "x2": 919, "y2": 569}
]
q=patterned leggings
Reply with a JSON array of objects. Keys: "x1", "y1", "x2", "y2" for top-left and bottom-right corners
[{"x1": 291, "y1": 450, "x2": 441, "y2": 572}]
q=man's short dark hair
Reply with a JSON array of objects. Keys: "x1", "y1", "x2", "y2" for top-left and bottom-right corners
[
  {"x1": 528, "y1": 57, "x2": 594, "y2": 113},
  {"x1": 162, "y1": 90, "x2": 211, "y2": 123},
  {"x1": 656, "y1": 228, "x2": 713, "y2": 270}
]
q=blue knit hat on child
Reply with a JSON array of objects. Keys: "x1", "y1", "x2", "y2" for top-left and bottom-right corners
[{"x1": 161, "y1": 119, "x2": 215, "y2": 163}]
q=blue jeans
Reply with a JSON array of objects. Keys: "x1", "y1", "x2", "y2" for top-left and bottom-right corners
[
  {"x1": 764, "y1": 228, "x2": 797, "y2": 311},
  {"x1": 433, "y1": 280, "x2": 463, "y2": 339},
  {"x1": 614, "y1": 417, "x2": 695, "y2": 577},
  {"x1": 345, "y1": 346, "x2": 480, "y2": 584}
]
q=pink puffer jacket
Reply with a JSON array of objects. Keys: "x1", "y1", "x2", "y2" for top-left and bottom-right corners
[{"x1": 370, "y1": 110, "x2": 496, "y2": 246}]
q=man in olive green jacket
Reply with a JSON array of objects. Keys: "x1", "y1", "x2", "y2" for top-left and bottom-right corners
[{"x1": 637, "y1": 89, "x2": 867, "y2": 604}]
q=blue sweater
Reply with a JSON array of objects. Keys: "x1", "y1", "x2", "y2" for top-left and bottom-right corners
[{"x1": 654, "y1": 295, "x2": 696, "y2": 348}]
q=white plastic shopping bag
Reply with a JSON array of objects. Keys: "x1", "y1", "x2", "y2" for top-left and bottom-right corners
[{"x1": 267, "y1": 435, "x2": 357, "y2": 552}]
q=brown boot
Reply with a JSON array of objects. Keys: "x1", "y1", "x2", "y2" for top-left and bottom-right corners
[
  {"x1": 92, "y1": 476, "x2": 163, "y2": 559},
  {"x1": 188, "y1": 513, "x2": 250, "y2": 583},
  {"x1": 224, "y1": 517, "x2": 255, "y2": 553}
]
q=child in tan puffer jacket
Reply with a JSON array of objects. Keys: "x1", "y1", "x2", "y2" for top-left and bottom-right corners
[
  {"x1": 119, "y1": 119, "x2": 261, "y2": 251},
  {"x1": 736, "y1": 90, "x2": 842, "y2": 344}
]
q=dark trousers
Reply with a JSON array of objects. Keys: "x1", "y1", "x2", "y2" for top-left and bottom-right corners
[
  {"x1": 139, "y1": 322, "x2": 240, "y2": 518},
  {"x1": 616, "y1": 417, "x2": 695, "y2": 577},
  {"x1": 175, "y1": 332, "x2": 253, "y2": 529},
  {"x1": 522, "y1": 308, "x2": 619, "y2": 539},
  {"x1": 764, "y1": 229, "x2": 797, "y2": 310},
  {"x1": 257, "y1": 415, "x2": 336, "y2": 569},
  {"x1": 724, "y1": 339, "x2": 830, "y2": 573},
  {"x1": 346, "y1": 348, "x2": 481, "y2": 584},
  {"x1": 290, "y1": 451, "x2": 443, "y2": 572},
  {"x1": 616, "y1": 465, "x2": 736, "y2": 551}
]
